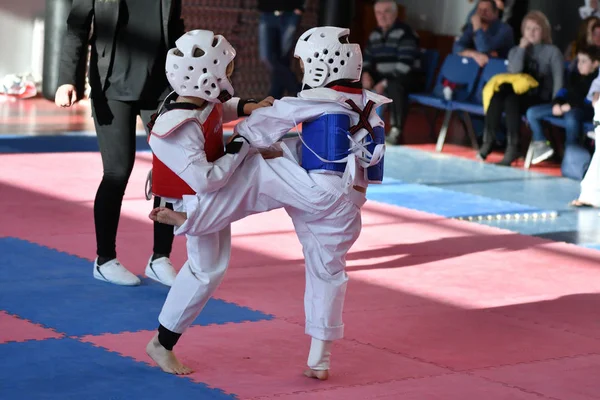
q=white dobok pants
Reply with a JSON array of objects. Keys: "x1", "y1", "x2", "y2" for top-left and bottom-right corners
[
  {"x1": 158, "y1": 198, "x2": 232, "y2": 334},
  {"x1": 175, "y1": 150, "x2": 366, "y2": 341},
  {"x1": 579, "y1": 139, "x2": 600, "y2": 207}
]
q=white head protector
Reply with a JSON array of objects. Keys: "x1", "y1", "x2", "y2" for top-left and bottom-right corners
[
  {"x1": 294, "y1": 26, "x2": 362, "y2": 89},
  {"x1": 166, "y1": 30, "x2": 236, "y2": 102}
]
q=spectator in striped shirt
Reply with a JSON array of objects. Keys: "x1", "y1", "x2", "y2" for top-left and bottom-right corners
[
  {"x1": 454, "y1": 0, "x2": 514, "y2": 67},
  {"x1": 361, "y1": 0, "x2": 421, "y2": 145}
]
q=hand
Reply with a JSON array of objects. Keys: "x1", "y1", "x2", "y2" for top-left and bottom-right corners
[
  {"x1": 373, "y1": 80, "x2": 387, "y2": 95},
  {"x1": 293, "y1": 8, "x2": 303, "y2": 15},
  {"x1": 471, "y1": 14, "x2": 482, "y2": 30},
  {"x1": 256, "y1": 96, "x2": 274, "y2": 107},
  {"x1": 552, "y1": 104, "x2": 563, "y2": 116},
  {"x1": 55, "y1": 84, "x2": 78, "y2": 107},
  {"x1": 472, "y1": 52, "x2": 489, "y2": 67},
  {"x1": 561, "y1": 103, "x2": 571, "y2": 113},
  {"x1": 244, "y1": 96, "x2": 274, "y2": 114},
  {"x1": 519, "y1": 37, "x2": 530, "y2": 48},
  {"x1": 361, "y1": 72, "x2": 374, "y2": 89},
  {"x1": 226, "y1": 133, "x2": 239, "y2": 144},
  {"x1": 260, "y1": 149, "x2": 283, "y2": 159}
]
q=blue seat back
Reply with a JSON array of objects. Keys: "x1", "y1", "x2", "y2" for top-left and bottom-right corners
[
  {"x1": 471, "y1": 58, "x2": 509, "y2": 104},
  {"x1": 432, "y1": 54, "x2": 481, "y2": 101}
]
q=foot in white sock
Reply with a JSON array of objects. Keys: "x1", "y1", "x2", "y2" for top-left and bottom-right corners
[{"x1": 304, "y1": 337, "x2": 332, "y2": 380}]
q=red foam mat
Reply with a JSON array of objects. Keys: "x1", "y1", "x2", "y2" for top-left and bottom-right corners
[
  {"x1": 0, "y1": 311, "x2": 64, "y2": 344},
  {"x1": 3, "y1": 152, "x2": 600, "y2": 399}
]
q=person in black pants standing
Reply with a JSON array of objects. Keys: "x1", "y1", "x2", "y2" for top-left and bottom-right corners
[
  {"x1": 257, "y1": 0, "x2": 305, "y2": 99},
  {"x1": 55, "y1": 0, "x2": 182, "y2": 286}
]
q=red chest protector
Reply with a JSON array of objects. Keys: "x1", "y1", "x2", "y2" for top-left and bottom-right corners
[{"x1": 150, "y1": 103, "x2": 225, "y2": 199}]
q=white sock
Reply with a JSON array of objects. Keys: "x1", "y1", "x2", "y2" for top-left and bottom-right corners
[{"x1": 307, "y1": 338, "x2": 332, "y2": 370}]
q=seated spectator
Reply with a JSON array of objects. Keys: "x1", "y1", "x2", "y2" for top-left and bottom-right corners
[
  {"x1": 564, "y1": 16, "x2": 600, "y2": 63},
  {"x1": 465, "y1": 0, "x2": 514, "y2": 24},
  {"x1": 580, "y1": 0, "x2": 600, "y2": 20},
  {"x1": 478, "y1": 10, "x2": 564, "y2": 166},
  {"x1": 453, "y1": 0, "x2": 514, "y2": 66},
  {"x1": 361, "y1": 0, "x2": 421, "y2": 145},
  {"x1": 526, "y1": 46, "x2": 600, "y2": 165}
]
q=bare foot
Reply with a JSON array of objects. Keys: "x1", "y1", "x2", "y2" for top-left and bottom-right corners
[
  {"x1": 148, "y1": 207, "x2": 187, "y2": 226},
  {"x1": 569, "y1": 200, "x2": 595, "y2": 208},
  {"x1": 146, "y1": 332, "x2": 193, "y2": 375},
  {"x1": 303, "y1": 369, "x2": 329, "y2": 380}
]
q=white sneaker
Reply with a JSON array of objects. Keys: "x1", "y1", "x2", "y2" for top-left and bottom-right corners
[
  {"x1": 145, "y1": 256, "x2": 177, "y2": 287},
  {"x1": 93, "y1": 258, "x2": 141, "y2": 286},
  {"x1": 587, "y1": 131, "x2": 596, "y2": 140}
]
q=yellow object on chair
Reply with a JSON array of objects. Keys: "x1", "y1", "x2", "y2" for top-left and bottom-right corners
[{"x1": 482, "y1": 73, "x2": 539, "y2": 112}]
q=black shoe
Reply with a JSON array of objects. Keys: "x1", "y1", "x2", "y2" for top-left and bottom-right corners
[
  {"x1": 495, "y1": 145, "x2": 520, "y2": 166},
  {"x1": 477, "y1": 141, "x2": 494, "y2": 161}
]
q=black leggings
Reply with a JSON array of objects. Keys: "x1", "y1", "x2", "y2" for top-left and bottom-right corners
[
  {"x1": 92, "y1": 97, "x2": 174, "y2": 259},
  {"x1": 484, "y1": 84, "x2": 540, "y2": 145}
]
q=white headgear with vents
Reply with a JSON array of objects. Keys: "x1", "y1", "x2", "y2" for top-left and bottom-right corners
[
  {"x1": 166, "y1": 29, "x2": 236, "y2": 102},
  {"x1": 294, "y1": 26, "x2": 362, "y2": 89}
]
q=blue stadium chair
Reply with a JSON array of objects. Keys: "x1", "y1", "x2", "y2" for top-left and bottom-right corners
[
  {"x1": 409, "y1": 54, "x2": 481, "y2": 152},
  {"x1": 452, "y1": 58, "x2": 509, "y2": 116},
  {"x1": 451, "y1": 58, "x2": 509, "y2": 145}
]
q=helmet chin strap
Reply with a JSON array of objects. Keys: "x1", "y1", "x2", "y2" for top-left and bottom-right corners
[{"x1": 217, "y1": 90, "x2": 232, "y2": 103}]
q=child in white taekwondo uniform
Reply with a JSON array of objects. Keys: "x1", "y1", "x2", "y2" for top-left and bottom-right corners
[
  {"x1": 571, "y1": 94, "x2": 600, "y2": 208},
  {"x1": 144, "y1": 29, "x2": 273, "y2": 375},
  {"x1": 149, "y1": 26, "x2": 392, "y2": 380}
]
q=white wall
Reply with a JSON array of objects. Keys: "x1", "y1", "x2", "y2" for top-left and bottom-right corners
[
  {"x1": 399, "y1": 0, "x2": 475, "y2": 36},
  {"x1": 0, "y1": 0, "x2": 45, "y2": 78},
  {"x1": 0, "y1": 0, "x2": 481, "y2": 79}
]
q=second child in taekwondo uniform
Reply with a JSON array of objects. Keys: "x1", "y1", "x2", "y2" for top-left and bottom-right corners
[{"x1": 144, "y1": 29, "x2": 273, "y2": 375}]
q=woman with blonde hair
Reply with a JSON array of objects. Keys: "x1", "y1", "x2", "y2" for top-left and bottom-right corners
[{"x1": 478, "y1": 10, "x2": 564, "y2": 166}]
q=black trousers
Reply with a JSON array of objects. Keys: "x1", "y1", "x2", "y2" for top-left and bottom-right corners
[
  {"x1": 383, "y1": 71, "x2": 422, "y2": 132},
  {"x1": 484, "y1": 84, "x2": 540, "y2": 145},
  {"x1": 91, "y1": 97, "x2": 174, "y2": 259}
]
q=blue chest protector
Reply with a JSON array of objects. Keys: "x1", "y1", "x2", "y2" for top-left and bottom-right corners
[{"x1": 300, "y1": 110, "x2": 385, "y2": 184}]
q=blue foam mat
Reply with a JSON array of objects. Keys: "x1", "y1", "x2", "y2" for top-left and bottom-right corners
[
  {"x1": 367, "y1": 181, "x2": 555, "y2": 218},
  {"x1": 0, "y1": 135, "x2": 151, "y2": 154},
  {"x1": 582, "y1": 243, "x2": 600, "y2": 251},
  {"x1": 0, "y1": 237, "x2": 272, "y2": 336},
  {"x1": 0, "y1": 338, "x2": 236, "y2": 400}
]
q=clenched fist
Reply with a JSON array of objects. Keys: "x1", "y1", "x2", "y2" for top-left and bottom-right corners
[{"x1": 55, "y1": 84, "x2": 79, "y2": 107}]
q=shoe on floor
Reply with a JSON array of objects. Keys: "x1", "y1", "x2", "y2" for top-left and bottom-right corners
[
  {"x1": 530, "y1": 141, "x2": 554, "y2": 165},
  {"x1": 145, "y1": 256, "x2": 177, "y2": 287},
  {"x1": 93, "y1": 258, "x2": 141, "y2": 286},
  {"x1": 385, "y1": 127, "x2": 401, "y2": 145},
  {"x1": 587, "y1": 131, "x2": 596, "y2": 140}
]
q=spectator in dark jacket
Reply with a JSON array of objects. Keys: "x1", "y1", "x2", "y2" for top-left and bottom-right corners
[
  {"x1": 361, "y1": 0, "x2": 421, "y2": 145},
  {"x1": 454, "y1": 0, "x2": 514, "y2": 66},
  {"x1": 55, "y1": 0, "x2": 184, "y2": 286},
  {"x1": 526, "y1": 46, "x2": 600, "y2": 164}
]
